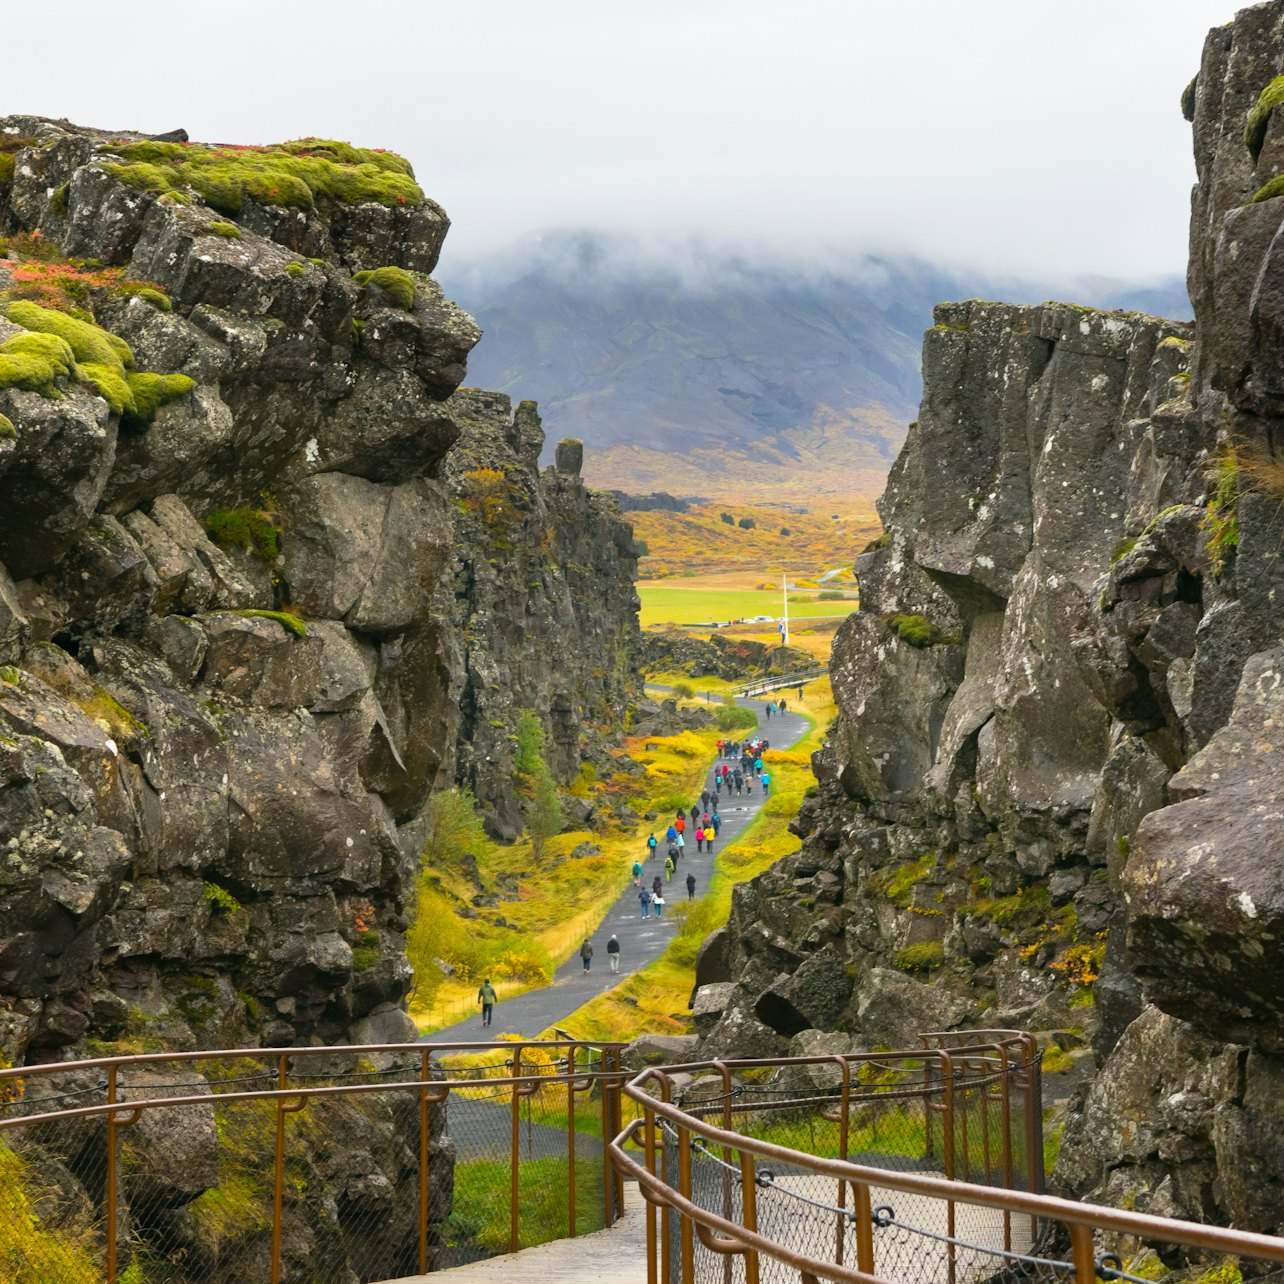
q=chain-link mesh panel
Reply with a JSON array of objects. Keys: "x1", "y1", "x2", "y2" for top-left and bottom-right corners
[{"x1": 0, "y1": 1042, "x2": 624, "y2": 1282}]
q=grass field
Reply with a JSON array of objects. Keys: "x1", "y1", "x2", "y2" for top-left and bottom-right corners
[{"x1": 638, "y1": 583, "x2": 858, "y2": 629}]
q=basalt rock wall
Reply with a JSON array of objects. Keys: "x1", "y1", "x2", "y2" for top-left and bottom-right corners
[{"x1": 703, "y1": 2, "x2": 1284, "y2": 1232}]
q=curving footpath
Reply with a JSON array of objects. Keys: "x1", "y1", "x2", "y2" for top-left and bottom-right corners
[{"x1": 420, "y1": 694, "x2": 810, "y2": 1043}]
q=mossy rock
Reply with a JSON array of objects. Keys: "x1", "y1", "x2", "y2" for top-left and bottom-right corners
[
  {"x1": 894, "y1": 941, "x2": 944, "y2": 973},
  {"x1": 106, "y1": 137, "x2": 423, "y2": 215},
  {"x1": 353, "y1": 265, "x2": 416, "y2": 310},
  {"x1": 203, "y1": 221, "x2": 242, "y2": 240},
  {"x1": 883, "y1": 612, "x2": 958, "y2": 648},
  {"x1": 0, "y1": 413, "x2": 14, "y2": 440},
  {"x1": 233, "y1": 609, "x2": 307, "y2": 638},
  {"x1": 1250, "y1": 174, "x2": 1284, "y2": 204},
  {"x1": 1245, "y1": 76, "x2": 1284, "y2": 159},
  {"x1": 205, "y1": 507, "x2": 280, "y2": 560},
  {"x1": 1181, "y1": 76, "x2": 1198, "y2": 123}
]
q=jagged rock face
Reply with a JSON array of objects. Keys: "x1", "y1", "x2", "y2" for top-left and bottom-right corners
[
  {"x1": 710, "y1": 2, "x2": 1284, "y2": 1233},
  {"x1": 435, "y1": 391, "x2": 641, "y2": 838},
  {"x1": 0, "y1": 118, "x2": 474, "y2": 1061}
]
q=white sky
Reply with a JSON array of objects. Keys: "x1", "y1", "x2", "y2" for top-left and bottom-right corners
[{"x1": 8, "y1": 0, "x2": 1239, "y2": 279}]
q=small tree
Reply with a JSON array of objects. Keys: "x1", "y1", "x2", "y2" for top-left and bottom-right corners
[
  {"x1": 423, "y1": 786, "x2": 486, "y2": 868},
  {"x1": 514, "y1": 709, "x2": 546, "y2": 776},
  {"x1": 526, "y1": 764, "x2": 564, "y2": 864},
  {"x1": 720, "y1": 512, "x2": 735, "y2": 526},
  {"x1": 738, "y1": 516, "x2": 756, "y2": 530}
]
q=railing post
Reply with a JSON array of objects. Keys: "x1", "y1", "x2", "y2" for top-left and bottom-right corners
[
  {"x1": 998, "y1": 1044, "x2": 1014, "y2": 1252},
  {"x1": 510, "y1": 1046, "x2": 523, "y2": 1254},
  {"x1": 419, "y1": 1047, "x2": 432, "y2": 1274},
  {"x1": 613, "y1": 1047, "x2": 625, "y2": 1220},
  {"x1": 941, "y1": 1052, "x2": 956, "y2": 1284},
  {"x1": 676, "y1": 1114, "x2": 695, "y2": 1284},
  {"x1": 714, "y1": 1060, "x2": 735, "y2": 1284},
  {"x1": 271, "y1": 1054, "x2": 288, "y2": 1284},
  {"x1": 835, "y1": 1056, "x2": 851, "y2": 1267},
  {"x1": 740, "y1": 1149, "x2": 760, "y2": 1284},
  {"x1": 568, "y1": 1045, "x2": 577, "y2": 1239},
  {"x1": 105, "y1": 1064, "x2": 119, "y2": 1284},
  {"x1": 601, "y1": 1047, "x2": 614, "y2": 1232},
  {"x1": 1069, "y1": 1222, "x2": 1097, "y2": 1284},
  {"x1": 644, "y1": 1097, "x2": 660, "y2": 1284},
  {"x1": 659, "y1": 1074, "x2": 674, "y2": 1284},
  {"x1": 853, "y1": 1180, "x2": 875, "y2": 1277}
]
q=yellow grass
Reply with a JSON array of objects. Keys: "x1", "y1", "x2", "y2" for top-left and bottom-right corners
[
  {"x1": 411, "y1": 727, "x2": 724, "y2": 1035},
  {"x1": 548, "y1": 713, "x2": 821, "y2": 1043}
]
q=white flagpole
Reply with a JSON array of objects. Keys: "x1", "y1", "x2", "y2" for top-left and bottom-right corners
[{"x1": 781, "y1": 573, "x2": 789, "y2": 648}]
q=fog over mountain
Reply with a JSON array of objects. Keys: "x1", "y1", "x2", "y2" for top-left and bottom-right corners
[{"x1": 439, "y1": 234, "x2": 1192, "y2": 476}]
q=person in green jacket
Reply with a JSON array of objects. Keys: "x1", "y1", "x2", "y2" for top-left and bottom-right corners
[{"x1": 477, "y1": 979, "x2": 497, "y2": 1028}]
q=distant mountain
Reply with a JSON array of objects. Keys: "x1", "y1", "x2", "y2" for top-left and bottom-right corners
[{"x1": 438, "y1": 234, "x2": 1190, "y2": 495}]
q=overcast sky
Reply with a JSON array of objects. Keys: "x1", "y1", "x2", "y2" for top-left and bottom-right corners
[{"x1": 8, "y1": 1, "x2": 1239, "y2": 280}]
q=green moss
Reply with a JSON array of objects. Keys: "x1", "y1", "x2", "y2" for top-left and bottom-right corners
[
  {"x1": 1203, "y1": 446, "x2": 1240, "y2": 573},
  {"x1": 353, "y1": 265, "x2": 417, "y2": 309},
  {"x1": 1195, "y1": 1259, "x2": 1243, "y2": 1284},
  {"x1": 107, "y1": 138, "x2": 424, "y2": 215},
  {"x1": 124, "y1": 370, "x2": 195, "y2": 427},
  {"x1": 0, "y1": 665, "x2": 19, "y2": 686},
  {"x1": 883, "y1": 852, "x2": 937, "y2": 907},
  {"x1": 118, "y1": 284, "x2": 172, "y2": 311},
  {"x1": 233, "y1": 609, "x2": 307, "y2": 638},
  {"x1": 205, "y1": 506, "x2": 280, "y2": 560},
  {"x1": 1117, "y1": 834, "x2": 1130, "y2": 862},
  {"x1": 351, "y1": 939, "x2": 381, "y2": 972},
  {"x1": 1181, "y1": 75, "x2": 1198, "y2": 122},
  {"x1": 1157, "y1": 334, "x2": 1190, "y2": 351},
  {"x1": 893, "y1": 941, "x2": 944, "y2": 972},
  {"x1": 883, "y1": 612, "x2": 957, "y2": 648},
  {"x1": 861, "y1": 532, "x2": 892, "y2": 554},
  {"x1": 79, "y1": 361, "x2": 133, "y2": 414},
  {"x1": 966, "y1": 884, "x2": 1051, "y2": 926},
  {"x1": 203, "y1": 880, "x2": 243, "y2": 913},
  {"x1": 0, "y1": 413, "x2": 13, "y2": 440},
  {"x1": 1245, "y1": 76, "x2": 1284, "y2": 158},
  {"x1": 1250, "y1": 173, "x2": 1284, "y2": 204},
  {"x1": 203, "y1": 220, "x2": 243, "y2": 240},
  {"x1": 283, "y1": 260, "x2": 305, "y2": 277},
  {"x1": 1111, "y1": 538, "x2": 1137, "y2": 563},
  {"x1": 5, "y1": 299, "x2": 133, "y2": 369}
]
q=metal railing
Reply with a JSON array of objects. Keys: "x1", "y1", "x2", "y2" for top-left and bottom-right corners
[
  {"x1": 607, "y1": 1030, "x2": 1284, "y2": 1284},
  {"x1": 733, "y1": 668, "x2": 829, "y2": 699},
  {"x1": 0, "y1": 1038, "x2": 626, "y2": 1282}
]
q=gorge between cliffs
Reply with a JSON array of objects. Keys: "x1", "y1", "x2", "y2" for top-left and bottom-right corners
[{"x1": 2, "y1": 0, "x2": 1284, "y2": 1275}]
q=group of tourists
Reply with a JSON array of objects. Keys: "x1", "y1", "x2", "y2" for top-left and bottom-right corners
[
  {"x1": 763, "y1": 697, "x2": 788, "y2": 721},
  {"x1": 480, "y1": 696, "x2": 788, "y2": 1026},
  {"x1": 710, "y1": 737, "x2": 773, "y2": 797}
]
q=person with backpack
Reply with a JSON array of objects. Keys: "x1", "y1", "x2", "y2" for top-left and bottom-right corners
[
  {"x1": 580, "y1": 939, "x2": 594, "y2": 972},
  {"x1": 664, "y1": 855, "x2": 675, "y2": 882},
  {"x1": 646, "y1": 833, "x2": 658, "y2": 860},
  {"x1": 639, "y1": 886, "x2": 652, "y2": 918},
  {"x1": 710, "y1": 810, "x2": 721, "y2": 837},
  {"x1": 686, "y1": 871, "x2": 697, "y2": 900},
  {"x1": 715, "y1": 774, "x2": 723, "y2": 797},
  {"x1": 665, "y1": 823, "x2": 677, "y2": 846},
  {"x1": 761, "y1": 770, "x2": 771, "y2": 797},
  {"x1": 477, "y1": 978, "x2": 497, "y2": 1027},
  {"x1": 632, "y1": 860, "x2": 643, "y2": 885},
  {"x1": 607, "y1": 934, "x2": 621, "y2": 973}
]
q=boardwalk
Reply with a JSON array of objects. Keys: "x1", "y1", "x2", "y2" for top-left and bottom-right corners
[{"x1": 421, "y1": 694, "x2": 809, "y2": 1043}]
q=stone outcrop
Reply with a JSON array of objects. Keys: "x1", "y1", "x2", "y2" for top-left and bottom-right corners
[
  {"x1": 437, "y1": 391, "x2": 640, "y2": 838},
  {"x1": 705, "y1": 1, "x2": 1284, "y2": 1235},
  {"x1": 0, "y1": 119, "x2": 639, "y2": 1274}
]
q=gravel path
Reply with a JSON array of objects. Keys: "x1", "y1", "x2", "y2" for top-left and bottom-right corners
[{"x1": 421, "y1": 693, "x2": 810, "y2": 1043}]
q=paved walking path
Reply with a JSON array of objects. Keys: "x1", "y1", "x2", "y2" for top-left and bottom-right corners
[
  {"x1": 383, "y1": 1183, "x2": 647, "y2": 1283},
  {"x1": 420, "y1": 693, "x2": 809, "y2": 1043}
]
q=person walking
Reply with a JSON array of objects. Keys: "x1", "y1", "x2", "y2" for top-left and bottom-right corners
[
  {"x1": 765, "y1": 702, "x2": 773, "y2": 721},
  {"x1": 754, "y1": 755, "x2": 763, "y2": 777},
  {"x1": 715, "y1": 774, "x2": 723, "y2": 797},
  {"x1": 675, "y1": 831, "x2": 685, "y2": 854},
  {"x1": 779, "y1": 697, "x2": 787, "y2": 715},
  {"x1": 632, "y1": 860, "x2": 643, "y2": 886},
  {"x1": 694, "y1": 825, "x2": 705, "y2": 853},
  {"x1": 646, "y1": 833, "x2": 658, "y2": 860},
  {"x1": 701, "y1": 789, "x2": 711, "y2": 812},
  {"x1": 580, "y1": 939, "x2": 593, "y2": 972},
  {"x1": 761, "y1": 770, "x2": 771, "y2": 797},
  {"x1": 705, "y1": 828, "x2": 715, "y2": 855},
  {"x1": 607, "y1": 934, "x2": 621, "y2": 973},
  {"x1": 653, "y1": 889, "x2": 665, "y2": 918},
  {"x1": 711, "y1": 809, "x2": 721, "y2": 837},
  {"x1": 675, "y1": 814, "x2": 686, "y2": 836},
  {"x1": 653, "y1": 874, "x2": 663, "y2": 896},
  {"x1": 477, "y1": 978, "x2": 497, "y2": 1027},
  {"x1": 639, "y1": 886, "x2": 652, "y2": 918},
  {"x1": 664, "y1": 855, "x2": 675, "y2": 883},
  {"x1": 686, "y1": 871, "x2": 697, "y2": 900}
]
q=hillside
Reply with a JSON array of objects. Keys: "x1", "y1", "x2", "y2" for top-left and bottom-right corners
[{"x1": 440, "y1": 234, "x2": 1192, "y2": 500}]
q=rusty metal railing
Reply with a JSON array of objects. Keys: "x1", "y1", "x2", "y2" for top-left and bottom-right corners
[
  {"x1": 0, "y1": 1038, "x2": 626, "y2": 1282},
  {"x1": 609, "y1": 1030, "x2": 1284, "y2": 1284}
]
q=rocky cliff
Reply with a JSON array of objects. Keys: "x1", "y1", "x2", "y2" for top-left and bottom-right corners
[
  {"x1": 701, "y1": 1, "x2": 1284, "y2": 1232},
  {"x1": 0, "y1": 119, "x2": 639, "y2": 1070}
]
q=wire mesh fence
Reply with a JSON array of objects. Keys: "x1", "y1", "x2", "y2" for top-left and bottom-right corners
[
  {"x1": 612, "y1": 1034, "x2": 1284, "y2": 1284},
  {"x1": 0, "y1": 1039, "x2": 626, "y2": 1282}
]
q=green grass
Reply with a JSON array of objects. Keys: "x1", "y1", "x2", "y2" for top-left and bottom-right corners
[
  {"x1": 639, "y1": 585, "x2": 858, "y2": 628},
  {"x1": 447, "y1": 1155, "x2": 606, "y2": 1255}
]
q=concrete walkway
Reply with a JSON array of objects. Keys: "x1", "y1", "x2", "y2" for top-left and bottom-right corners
[
  {"x1": 420, "y1": 694, "x2": 810, "y2": 1043},
  {"x1": 382, "y1": 1183, "x2": 647, "y2": 1283}
]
